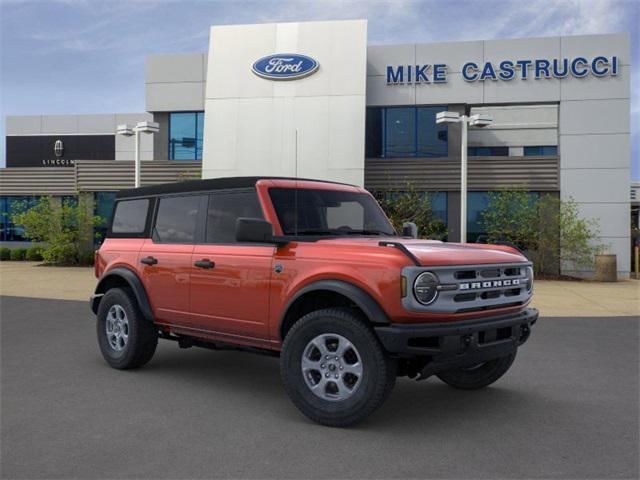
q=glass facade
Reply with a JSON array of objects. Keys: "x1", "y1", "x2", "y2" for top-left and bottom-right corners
[
  {"x1": 169, "y1": 112, "x2": 204, "y2": 160},
  {"x1": 0, "y1": 196, "x2": 39, "y2": 242},
  {"x1": 524, "y1": 145, "x2": 558, "y2": 156},
  {"x1": 366, "y1": 106, "x2": 448, "y2": 158}
]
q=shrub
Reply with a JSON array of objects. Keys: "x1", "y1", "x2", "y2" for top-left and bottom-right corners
[
  {"x1": 25, "y1": 246, "x2": 44, "y2": 261},
  {"x1": 374, "y1": 183, "x2": 447, "y2": 240},
  {"x1": 78, "y1": 250, "x2": 95, "y2": 266},
  {"x1": 0, "y1": 247, "x2": 11, "y2": 261},
  {"x1": 10, "y1": 248, "x2": 27, "y2": 261},
  {"x1": 481, "y1": 189, "x2": 604, "y2": 276},
  {"x1": 10, "y1": 196, "x2": 103, "y2": 265}
]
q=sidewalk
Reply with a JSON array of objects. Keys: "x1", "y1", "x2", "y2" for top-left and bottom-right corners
[{"x1": 0, "y1": 262, "x2": 638, "y2": 317}]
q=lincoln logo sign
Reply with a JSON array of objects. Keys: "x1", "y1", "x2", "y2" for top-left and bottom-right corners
[
  {"x1": 54, "y1": 139, "x2": 64, "y2": 158},
  {"x1": 386, "y1": 55, "x2": 620, "y2": 84},
  {"x1": 252, "y1": 53, "x2": 319, "y2": 80}
]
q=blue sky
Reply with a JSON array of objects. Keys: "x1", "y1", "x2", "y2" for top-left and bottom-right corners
[{"x1": 1, "y1": 0, "x2": 638, "y2": 179}]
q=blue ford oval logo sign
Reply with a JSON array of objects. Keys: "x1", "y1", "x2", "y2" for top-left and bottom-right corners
[{"x1": 252, "y1": 53, "x2": 319, "y2": 80}]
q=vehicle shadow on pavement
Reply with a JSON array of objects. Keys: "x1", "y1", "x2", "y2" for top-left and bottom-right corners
[{"x1": 135, "y1": 342, "x2": 549, "y2": 430}]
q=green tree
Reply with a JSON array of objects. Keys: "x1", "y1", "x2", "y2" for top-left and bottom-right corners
[
  {"x1": 374, "y1": 183, "x2": 447, "y2": 240},
  {"x1": 11, "y1": 196, "x2": 104, "y2": 265},
  {"x1": 480, "y1": 189, "x2": 604, "y2": 276},
  {"x1": 480, "y1": 188, "x2": 538, "y2": 250}
]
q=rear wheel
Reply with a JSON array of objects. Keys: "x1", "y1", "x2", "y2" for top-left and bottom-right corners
[
  {"x1": 96, "y1": 287, "x2": 158, "y2": 370},
  {"x1": 280, "y1": 308, "x2": 396, "y2": 427},
  {"x1": 436, "y1": 352, "x2": 516, "y2": 390}
]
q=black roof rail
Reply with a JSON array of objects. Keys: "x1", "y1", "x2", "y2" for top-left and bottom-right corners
[{"x1": 115, "y1": 176, "x2": 356, "y2": 199}]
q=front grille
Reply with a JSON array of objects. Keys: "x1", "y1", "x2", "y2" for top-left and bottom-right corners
[{"x1": 402, "y1": 262, "x2": 533, "y2": 314}]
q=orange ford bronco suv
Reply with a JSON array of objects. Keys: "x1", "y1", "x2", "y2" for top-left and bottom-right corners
[{"x1": 91, "y1": 177, "x2": 537, "y2": 427}]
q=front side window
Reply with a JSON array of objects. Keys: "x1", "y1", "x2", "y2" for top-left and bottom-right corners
[
  {"x1": 169, "y1": 112, "x2": 204, "y2": 160},
  {"x1": 269, "y1": 188, "x2": 395, "y2": 236},
  {"x1": 154, "y1": 195, "x2": 201, "y2": 243},
  {"x1": 111, "y1": 199, "x2": 149, "y2": 234},
  {"x1": 206, "y1": 191, "x2": 264, "y2": 244}
]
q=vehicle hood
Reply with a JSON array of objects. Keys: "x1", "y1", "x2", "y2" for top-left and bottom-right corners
[{"x1": 316, "y1": 237, "x2": 527, "y2": 266}]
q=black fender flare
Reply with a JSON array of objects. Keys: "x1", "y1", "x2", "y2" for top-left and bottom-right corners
[
  {"x1": 280, "y1": 279, "x2": 391, "y2": 338},
  {"x1": 92, "y1": 267, "x2": 154, "y2": 321}
]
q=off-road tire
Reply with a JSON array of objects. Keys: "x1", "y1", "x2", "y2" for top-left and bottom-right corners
[
  {"x1": 97, "y1": 287, "x2": 158, "y2": 370},
  {"x1": 280, "y1": 307, "x2": 396, "y2": 427},
  {"x1": 436, "y1": 352, "x2": 516, "y2": 390}
]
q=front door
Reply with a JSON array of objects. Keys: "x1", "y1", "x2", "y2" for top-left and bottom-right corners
[
  {"x1": 139, "y1": 194, "x2": 206, "y2": 325},
  {"x1": 189, "y1": 190, "x2": 274, "y2": 345}
]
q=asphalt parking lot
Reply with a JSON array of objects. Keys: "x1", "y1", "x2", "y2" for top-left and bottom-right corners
[{"x1": 1, "y1": 296, "x2": 638, "y2": 479}]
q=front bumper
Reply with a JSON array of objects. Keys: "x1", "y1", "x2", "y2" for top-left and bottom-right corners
[{"x1": 374, "y1": 308, "x2": 538, "y2": 376}]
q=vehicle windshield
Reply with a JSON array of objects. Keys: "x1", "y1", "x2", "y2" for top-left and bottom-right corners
[{"x1": 269, "y1": 188, "x2": 396, "y2": 237}]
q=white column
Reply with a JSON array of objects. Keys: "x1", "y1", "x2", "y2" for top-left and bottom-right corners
[
  {"x1": 134, "y1": 130, "x2": 140, "y2": 188},
  {"x1": 460, "y1": 117, "x2": 468, "y2": 243}
]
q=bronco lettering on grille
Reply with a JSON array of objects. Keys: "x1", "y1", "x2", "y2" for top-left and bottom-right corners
[{"x1": 459, "y1": 279, "x2": 521, "y2": 290}]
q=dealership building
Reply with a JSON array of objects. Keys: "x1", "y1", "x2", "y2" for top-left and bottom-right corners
[{"x1": 0, "y1": 20, "x2": 633, "y2": 277}]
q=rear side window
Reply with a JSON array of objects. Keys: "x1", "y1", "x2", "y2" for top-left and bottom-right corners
[
  {"x1": 206, "y1": 191, "x2": 263, "y2": 243},
  {"x1": 111, "y1": 199, "x2": 149, "y2": 234},
  {"x1": 154, "y1": 195, "x2": 201, "y2": 243}
]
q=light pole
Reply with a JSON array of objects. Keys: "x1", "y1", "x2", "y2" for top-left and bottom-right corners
[
  {"x1": 116, "y1": 121, "x2": 159, "y2": 188},
  {"x1": 436, "y1": 111, "x2": 492, "y2": 243}
]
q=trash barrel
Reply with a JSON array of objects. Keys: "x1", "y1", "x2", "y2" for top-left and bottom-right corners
[{"x1": 594, "y1": 254, "x2": 617, "y2": 282}]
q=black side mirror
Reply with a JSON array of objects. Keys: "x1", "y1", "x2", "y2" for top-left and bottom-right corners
[
  {"x1": 402, "y1": 222, "x2": 418, "y2": 239},
  {"x1": 236, "y1": 218, "x2": 273, "y2": 243}
]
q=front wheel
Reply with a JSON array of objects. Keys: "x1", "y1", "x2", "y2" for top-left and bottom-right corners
[
  {"x1": 436, "y1": 352, "x2": 516, "y2": 390},
  {"x1": 280, "y1": 308, "x2": 396, "y2": 427}
]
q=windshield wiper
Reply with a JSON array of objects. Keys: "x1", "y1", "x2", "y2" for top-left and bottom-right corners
[
  {"x1": 293, "y1": 229, "x2": 395, "y2": 237},
  {"x1": 294, "y1": 229, "x2": 336, "y2": 236}
]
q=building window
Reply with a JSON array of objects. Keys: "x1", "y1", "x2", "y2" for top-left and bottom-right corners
[
  {"x1": 431, "y1": 192, "x2": 448, "y2": 227},
  {"x1": 169, "y1": 112, "x2": 204, "y2": 160},
  {"x1": 523, "y1": 146, "x2": 558, "y2": 156},
  {"x1": 468, "y1": 146, "x2": 509, "y2": 156},
  {"x1": 0, "y1": 196, "x2": 40, "y2": 242},
  {"x1": 365, "y1": 106, "x2": 448, "y2": 158}
]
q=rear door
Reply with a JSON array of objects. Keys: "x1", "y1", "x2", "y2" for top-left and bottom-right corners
[
  {"x1": 190, "y1": 189, "x2": 274, "y2": 344},
  {"x1": 139, "y1": 194, "x2": 206, "y2": 325}
]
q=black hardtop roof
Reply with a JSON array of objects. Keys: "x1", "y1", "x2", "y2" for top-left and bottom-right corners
[{"x1": 115, "y1": 176, "x2": 354, "y2": 199}]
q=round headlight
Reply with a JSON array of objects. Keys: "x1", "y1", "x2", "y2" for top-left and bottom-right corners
[
  {"x1": 413, "y1": 271, "x2": 439, "y2": 305},
  {"x1": 525, "y1": 266, "x2": 534, "y2": 294}
]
